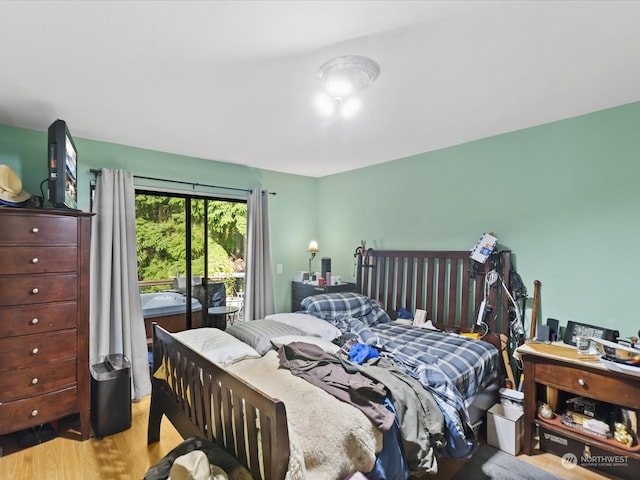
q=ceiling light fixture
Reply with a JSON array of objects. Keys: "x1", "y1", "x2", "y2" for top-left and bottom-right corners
[{"x1": 316, "y1": 55, "x2": 380, "y2": 117}]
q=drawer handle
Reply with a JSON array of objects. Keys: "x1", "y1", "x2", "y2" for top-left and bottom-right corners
[
  {"x1": 31, "y1": 347, "x2": 39, "y2": 355},
  {"x1": 31, "y1": 409, "x2": 39, "y2": 417},
  {"x1": 31, "y1": 318, "x2": 39, "y2": 325},
  {"x1": 578, "y1": 378, "x2": 585, "y2": 386},
  {"x1": 31, "y1": 227, "x2": 39, "y2": 234},
  {"x1": 31, "y1": 257, "x2": 39, "y2": 264},
  {"x1": 31, "y1": 378, "x2": 39, "y2": 385},
  {"x1": 31, "y1": 288, "x2": 39, "y2": 295}
]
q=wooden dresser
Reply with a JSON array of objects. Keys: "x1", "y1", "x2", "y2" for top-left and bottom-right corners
[{"x1": 0, "y1": 208, "x2": 92, "y2": 440}]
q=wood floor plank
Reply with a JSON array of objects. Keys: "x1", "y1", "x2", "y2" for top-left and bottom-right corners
[
  {"x1": 0, "y1": 396, "x2": 613, "y2": 479},
  {"x1": 0, "y1": 396, "x2": 183, "y2": 480}
]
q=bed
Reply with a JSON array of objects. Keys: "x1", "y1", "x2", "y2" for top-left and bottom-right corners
[
  {"x1": 147, "y1": 249, "x2": 516, "y2": 479},
  {"x1": 355, "y1": 248, "x2": 513, "y2": 337}
]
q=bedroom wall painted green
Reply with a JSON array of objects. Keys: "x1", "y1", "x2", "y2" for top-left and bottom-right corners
[
  {"x1": 1, "y1": 101, "x2": 639, "y2": 338},
  {"x1": 317, "y1": 101, "x2": 640, "y2": 339},
  {"x1": 0, "y1": 124, "x2": 317, "y2": 313}
]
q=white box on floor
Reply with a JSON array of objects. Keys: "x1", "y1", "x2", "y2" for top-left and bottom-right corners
[{"x1": 486, "y1": 403, "x2": 524, "y2": 455}]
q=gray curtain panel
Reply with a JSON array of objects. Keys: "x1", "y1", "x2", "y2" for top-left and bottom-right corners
[
  {"x1": 89, "y1": 168, "x2": 151, "y2": 399},
  {"x1": 244, "y1": 189, "x2": 275, "y2": 321}
]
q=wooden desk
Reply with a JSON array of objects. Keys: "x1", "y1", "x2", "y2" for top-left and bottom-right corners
[{"x1": 517, "y1": 342, "x2": 640, "y2": 478}]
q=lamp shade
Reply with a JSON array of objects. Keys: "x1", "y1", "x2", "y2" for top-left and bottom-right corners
[
  {"x1": 308, "y1": 240, "x2": 319, "y2": 253},
  {"x1": 318, "y1": 55, "x2": 380, "y2": 98}
]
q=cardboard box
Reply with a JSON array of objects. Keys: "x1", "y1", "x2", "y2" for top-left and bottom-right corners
[{"x1": 487, "y1": 403, "x2": 524, "y2": 455}]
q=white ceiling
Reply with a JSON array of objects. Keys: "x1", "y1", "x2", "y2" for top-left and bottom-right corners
[{"x1": 1, "y1": 1, "x2": 639, "y2": 178}]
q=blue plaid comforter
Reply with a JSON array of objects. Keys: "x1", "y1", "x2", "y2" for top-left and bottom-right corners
[
  {"x1": 301, "y1": 292, "x2": 500, "y2": 459},
  {"x1": 356, "y1": 322, "x2": 498, "y2": 403}
]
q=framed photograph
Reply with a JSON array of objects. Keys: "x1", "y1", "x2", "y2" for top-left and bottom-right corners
[{"x1": 563, "y1": 320, "x2": 619, "y2": 346}]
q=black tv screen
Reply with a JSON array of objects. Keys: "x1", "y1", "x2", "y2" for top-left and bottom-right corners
[{"x1": 47, "y1": 119, "x2": 78, "y2": 209}]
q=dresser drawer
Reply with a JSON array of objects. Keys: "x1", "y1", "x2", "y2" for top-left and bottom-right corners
[
  {"x1": 0, "y1": 329, "x2": 77, "y2": 370},
  {"x1": 0, "y1": 356, "x2": 76, "y2": 402},
  {"x1": 0, "y1": 302, "x2": 77, "y2": 338},
  {"x1": 0, "y1": 214, "x2": 77, "y2": 245},
  {"x1": 534, "y1": 360, "x2": 640, "y2": 408},
  {"x1": 0, "y1": 273, "x2": 77, "y2": 306},
  {"x1": 0, "y1": 246, "x2": 78, "y2": 275},
  {"x1": 0, "y1": 386, "x2": 77, "y2": 435}
]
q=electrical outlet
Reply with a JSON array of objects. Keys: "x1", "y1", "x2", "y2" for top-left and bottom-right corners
[{"x1": 276, "y1": 264, "x2": 283, "y2": 275}]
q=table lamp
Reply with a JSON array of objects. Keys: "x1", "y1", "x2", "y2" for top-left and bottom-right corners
[{"x1": 308, "y1": 240, "x2": 318, "y2": 276}]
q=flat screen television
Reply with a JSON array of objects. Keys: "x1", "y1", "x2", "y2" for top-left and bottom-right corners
[{"x1": 47, "y1": 119, "x2": 78, "y2": 209}]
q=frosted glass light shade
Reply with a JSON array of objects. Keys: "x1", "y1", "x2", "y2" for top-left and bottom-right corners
[{"x1": 318, "y1": 55, "x2": 380, "y2": 98}]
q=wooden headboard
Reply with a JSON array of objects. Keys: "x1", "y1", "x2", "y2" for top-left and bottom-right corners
[{"x1": 356, "y1": 249, "x2": 513, "y2": 335}]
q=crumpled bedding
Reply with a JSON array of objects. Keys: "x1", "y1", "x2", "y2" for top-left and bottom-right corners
[
  {"x1": 227, "y1": 350, "x2": 382, "y2": 480},
  {"x1": 301, "y1": 292, "x2": 500, "y2": 461}
]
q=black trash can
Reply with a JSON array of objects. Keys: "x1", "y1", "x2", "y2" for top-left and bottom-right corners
[{"x1": 90, "y1": 354, "x2": 131, "y2": 439}]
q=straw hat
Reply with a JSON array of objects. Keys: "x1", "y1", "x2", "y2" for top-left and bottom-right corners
[{"x1": 0, "y1": 164, "x2": 31, "y2": 204}]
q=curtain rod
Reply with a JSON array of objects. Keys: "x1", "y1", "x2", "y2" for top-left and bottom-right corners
[{"x1": 89, "y1": 169, "x2": 276, "y2": 195}]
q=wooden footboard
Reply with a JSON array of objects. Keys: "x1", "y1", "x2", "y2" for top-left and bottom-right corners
[
  {"x1": 147, "y1": 324, "x2": 289, "y2": 480},
  {"x1": 356, "y1": 249, "x2": 512, "y2": 335}
]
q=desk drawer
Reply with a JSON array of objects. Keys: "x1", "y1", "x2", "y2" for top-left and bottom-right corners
[
  {"x1": 0, "y1": 246, "x2": 77, "y2": 275},
  {"x1": 0, "y1": 387, "x2": 77, "y2": 435},
  {"x1": 0, "y1": 356, "x2": 76, "y2": 402},
  {"x1": 535, "y1": 361, "x2": 640, "y2": 408},
  {"x1": 0, "y1": 330, "x2": 76, "y2": 370},
  {"x1": 0, "y1": 302, "x2": 77, "y2": 338},
  {"x1": 0, "y1": 274, "x2": 77, "y2": 306},
  {"x1": 0, "y1": 214, "x2": 77, "y2": 245}
]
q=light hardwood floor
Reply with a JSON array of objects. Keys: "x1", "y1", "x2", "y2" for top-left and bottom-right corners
[
  {"x1": 0, "y1": 396, "x2": 183, "y2": 480},
  {"x1": 0, "y1": 397, "x2": 616, "y2": 479}
]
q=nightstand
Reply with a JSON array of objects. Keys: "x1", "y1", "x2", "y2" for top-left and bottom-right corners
[
  {"x1": 517, "y1": 342, "x2": 640, "y2": 479},
  {"x1": 291, "y1": 281, "x2": 356, "y2": 312}
]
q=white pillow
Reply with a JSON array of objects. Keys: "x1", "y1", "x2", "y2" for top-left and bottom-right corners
[
  {"x1": 172, "y1": 328, "x2": 261, "y2": 365},
  {"x1": 265, "y1": 313, "x2": 342, "y2": 341},
  {"x1": 270, "y1": 335, "x2": 341, "y2": 355}
]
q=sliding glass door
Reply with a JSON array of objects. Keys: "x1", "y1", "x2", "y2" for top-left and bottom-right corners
[{"x1": 135, "y1": 191, "x2": 247, "y2": 331}]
